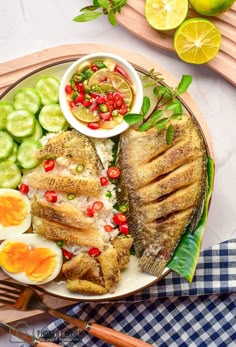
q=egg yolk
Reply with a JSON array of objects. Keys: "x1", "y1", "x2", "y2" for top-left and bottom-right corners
[
  {"x1": 0, "y1": 242, "x2": 57, "y2": 282},
  {"x1": 0, "y1": 242, "x2": 29, "y2": 273},
  {"x1": 26, "y1": 248, "x2": 56, "y2": 281},
  {"x1": 0, "y1": 194, "x2": 28, "y2": 227}
]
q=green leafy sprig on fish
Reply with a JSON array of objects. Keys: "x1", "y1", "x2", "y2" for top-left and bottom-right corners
[
  {"x1": 73, "y1": 0, "x2": 127, "y2": 26},
  {"x1": 124, "y1": 71, "x2": 192, "y2": 145}
]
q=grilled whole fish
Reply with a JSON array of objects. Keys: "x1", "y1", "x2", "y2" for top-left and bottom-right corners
[{"x1": 118, "y1": 115, "x2": 207, "y2": 277}]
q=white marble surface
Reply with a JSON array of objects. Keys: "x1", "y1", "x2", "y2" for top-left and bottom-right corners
[{"x1": 0, "y1": 0, "x2": 236, "y2": 345}]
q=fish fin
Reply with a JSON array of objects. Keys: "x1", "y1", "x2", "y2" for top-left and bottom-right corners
[{"x1": 139, "y1": 255, "x2": 167, "y2": 278}]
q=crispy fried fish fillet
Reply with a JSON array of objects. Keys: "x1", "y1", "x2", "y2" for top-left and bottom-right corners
[
  {"x1": 34, "y1": 217, "x2": 104, "y2": 249},
  {"x1": 118, "y1": 115, "x2": 207, "y2": 277},
  {"x1": 112, "y1": 235, "x2": 133, "y2": 270},
  {"x1": 66, "y1": 279, "x2": 108, "y2": 295},
  {"x1": 62, "y1": 253, "x2": 98, "y2": 279},
  {"x1": 27, "y1": 173, "x2": 101, "y2": 197},
  {"x1": 31, "y1": 200, "x2": 92, "y2": 229},
  {"x1": 97, "y1": 248, "x2": 121, "y2": 292}
]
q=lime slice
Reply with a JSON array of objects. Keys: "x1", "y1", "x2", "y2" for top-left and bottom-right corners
[
  {"x1": 98, "y1": 82, "x2": 115, "y2": 92},
  {"x1": 189, "y1": 0, "x2": 235, "y2": 16},
  {"x1": 174, "y1": 18, "x2": 221, "y2": 64},
  {"x1": 72, "y1": 106, "x2": 99, "y2": 123},
  {"x1": 88, "y1": 69, "x2": 111, "y2": 87},
  {"x1": 145, "y1": 0, "x2": 188, "y2": 31},
  {"x1": 110, "y1": 72, "x2": 133, "y2": 107}
]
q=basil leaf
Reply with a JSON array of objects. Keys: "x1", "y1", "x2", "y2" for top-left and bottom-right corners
[
  {"x1": 150, "y1": 110, "x2": 163, "y2": 124},
  {"x1": 177, "y1": 75, "x2": 192, "y2": 95},
  {"x1": 155, "y1": 117, "x2": 168, "y2": 130},
  {"x1": 108, "y1": 10, "x2": 117, "y2": 25},
  {"x1": 80, "y1": 5, "x2": 100, "y2": 12},
  {"x1": 166, "y1": 124, "x2": 174, "y2": 145},
  {"x1": 139, "y1": 122, "x2": 152, "y2": 132},
  {"x1": 141, "y1": 96, "x2": 151, "y2": 116},
  {"x1": 124, "y1": 113, "x2": 143, "y2": 125},
  {"x1": 97, "y1": 0, "x2": 110, "y2": 8},
  {"x1": 73, "y1": 12, "x2": 102, "y2": 22}
]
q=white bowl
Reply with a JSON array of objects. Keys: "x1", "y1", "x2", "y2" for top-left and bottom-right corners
[{"x1": 59, "y1": 52, "x2": 143, "y2": 138}]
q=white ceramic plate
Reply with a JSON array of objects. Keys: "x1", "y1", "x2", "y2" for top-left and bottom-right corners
[{"x1": 0, "y1": 60, "x2": 208, "y2": 301}]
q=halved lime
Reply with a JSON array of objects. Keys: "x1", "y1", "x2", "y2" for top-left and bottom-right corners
[
  {"x1": 174, "y1": 18, "x2": 221, "y2": 64},
  {"x1": 189, "y1": 0, "x2": 235, "y2": 16},
  {"x1": 145, "y1": 0, "x2": 188, "y2": 31},
  {"x1": 110, "y1": 72, "x2": 133, "y2": 107},
  {"x1": 72, "y1": 106, "x2": 99, "y2": 123}
]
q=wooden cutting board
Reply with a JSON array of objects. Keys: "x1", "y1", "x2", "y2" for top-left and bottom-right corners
[
  {"x1": 0, "y1": 43, "x2": 213, "y2": 328},
  {"x1": 116, "y1": 0, "x2": 236, "y2": 86}
]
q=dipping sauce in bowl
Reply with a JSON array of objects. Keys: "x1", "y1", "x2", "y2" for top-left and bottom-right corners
[{"x1": 59, "y1": 53, "x2": 143, "y2": 138}]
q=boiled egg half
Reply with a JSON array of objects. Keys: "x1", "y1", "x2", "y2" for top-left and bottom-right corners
[
  {"x1": 0, "y1": 188, "x2": 31, "y2": 240},
  {"x1": 0, "y1": 234, "x2": 63, "y2": 284}
]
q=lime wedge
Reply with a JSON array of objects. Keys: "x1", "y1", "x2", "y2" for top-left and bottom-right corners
[
  {"x1": 145, "y1": 0, "x2": 188, "y2": 31},
  {"x1": 72, "y1": 106, "x2": 99, "y2": 123},
  {"x1": 174, "y1": 18, "x2": 221, "y2": 64},
  {"x1": 110, "y1": 72, "x2": 133, "y2": 107}
]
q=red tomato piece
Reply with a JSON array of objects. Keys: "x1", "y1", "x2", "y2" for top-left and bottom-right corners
[
  {"x1": 88, "y1": 248, "x2": 101, "y2": 257},
  {"x1": 104, "y1": 225, "x2": 114, "y2": 232},
  {"x1": 65, "y1": 85, "x2": 73, "y2": 94},
  {"x1": 62, "y1": 249, "x2": 73, "y2": 260},
  {"x1": 44, "y1": 191, "x2": 57, "y2": 203},
  {"x1": 86, "y1": 207, "x2": 94, "y2": 217},
  {"x1": 69, "y1": 101, "x2": 75, "y2": 108},
  {"x1": 114, "y1": 64, "x2": 130, "y2": 80},
  {"x1": 75, "y1": 93, "x2": 85, "y2": 104},
  {"x1": 19, "y1": 183, "x2": 29, "y2": 194},
  {"x1": 107, "y1": 166, "x2": 120, "y2": 179},
  {"x1": 92, "y1": 201, "x2": 104, "y2": 212},
  {"x1": 113, "y1": 213, "x2": 127, "y2": 225},
  {"x1": 97, "y1": 96, "x2": 107, "y2": 104},
  {"x1": 119, "y1": 223, "x2": 129, "y2": 234},
  {"x1": 76, "y1": 82, "x2": 84, "y2": 93},
  {"x1": 119, "y1": 103, "x2": 128, "y2": 115},
  {"x1": 88, "y1": 122, "x2": 99, "y2": 130},
  {"x1": 44, "y1": 159, "x2": 55, "y2": 172},
  {"x1": 100, "y1": 112, "x2": 111, "y2": 121},
  {"x1": 106, "y1": 100, "x2": 114, "y2": 112},
  {"x1": 107, "y1": 92, "x2": 113, "y2": 101},
  {"x1": 100, "y1": 176, "x2": 109, "y2": 186},
  {"x1": 91, "y1": 64, "x2": 99, "y2": 72},
  {"x1": 83, "y1": 99, "x2": 92, "y2": 107},
  {"x1": 113, "y1": 93, "x2": 123, "y2": 108}
]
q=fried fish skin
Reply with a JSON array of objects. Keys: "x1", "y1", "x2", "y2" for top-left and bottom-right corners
[{"x1": 118, "y1": 115, "x2": 207, "y2": 277}]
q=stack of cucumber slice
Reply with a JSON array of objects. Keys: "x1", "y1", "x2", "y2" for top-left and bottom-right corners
[{"x1": 0, "y1": 75, "x2": 68, "y2": 189}]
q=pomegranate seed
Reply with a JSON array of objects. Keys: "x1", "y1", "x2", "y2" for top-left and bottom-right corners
[
  {"x1": 88, "y1": 122, "x2": 99, "y2": 130},
  {"x1": 76, "y1": 83, "x2": 84, "y2": 93},
  {"x1": 44, "y1": 159, "x2": 55, "y2": 172},
  {"x1": 88, "y1": 247, "x2": 101, "y2": 257},
  {"x1": 92, "y1": 201, "x2": 104, "y2": 212},
  {"x1": 104, "y1": 225, "x2": 114, "y2": 232},
  {"x1": 65, "y1": 85, "x2": 73, "y2": 94},
  {"x1": 113, "y1": 213, "x2": 127, "y2": 225},
  {"x1": 44, "y1": 191, "x2": 57, "y2": 203},
  {"x1": 86, "y1": 207, "x2": 94, "y2": 217},
  {"x1": 119, "y1": 223, "x2": 129, "y2": 234},
  {"x1": 100, "y1": 176, "x2": 109, "y2": 186},
  {"x1": 83, "y1": 99, "x2": 92, "y2": 107},
  {"x1": 62, "y1": 249, "x2": 73, "y2": 260},
  {"x1": 19, "y1": 183, "x2": 29, "y2": 194},
  {"x1": 75, "y1": 93, "x2": 85, "y2": 104}
]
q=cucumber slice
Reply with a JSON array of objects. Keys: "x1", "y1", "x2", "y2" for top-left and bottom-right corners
[
  {"x1": 35, "y1": 76, "x2": 60, "y2": 105},
  {"x1": 13, "y1": 88, "x2": 41, "y2": 114},
  {"x1": 0, "y1": 102, "x2": 14, "y2": 130},
  {"x1": 5, "y1": 142, "x2": 18, "y2": 162},
  {"x1": 0, "y1": 161, "x2": 21, "y2": 188},
  {"x1": 7, "y1": 109, "x2": 36, "y2": 137},
  {"x1": 39, "y1": 104, "x2": 67, "y2": 132},
  {"x1": 0, "y1": 131, "x2": 14, "y2": 160},
  {"x1": 14, "y1": 120, "x2": 43, "y2": 143},
  {"x1": 17, "y1": 139, "x2": 42, "y2": 169}
]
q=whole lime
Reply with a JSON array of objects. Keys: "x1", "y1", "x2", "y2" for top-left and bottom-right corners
[{"x1": 189, "y1": 0, "x2": 235, "y2": 16}]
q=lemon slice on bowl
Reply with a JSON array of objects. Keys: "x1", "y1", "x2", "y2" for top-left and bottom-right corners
[
  {"x1": 110, "y1": 72, "x2": 133, "y2": 107},
  {"x1": 72, "y1": 106, "x2": 99, "y2": 123},
  {"x1": 145, "y1": 0, "x2": 189, "y2": 31},
  {"x1": 174, "y1": 18, "x2": 222, "y2": 64}
]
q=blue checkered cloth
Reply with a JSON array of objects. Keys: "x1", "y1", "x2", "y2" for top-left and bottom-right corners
[{"x1": 22, "y1": 239, "x2": 236, "y2": 347}]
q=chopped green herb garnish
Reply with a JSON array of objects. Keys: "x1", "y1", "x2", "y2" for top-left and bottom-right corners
[{"x1": 67, "y1": 193, "x2": 76, "y2": 200}]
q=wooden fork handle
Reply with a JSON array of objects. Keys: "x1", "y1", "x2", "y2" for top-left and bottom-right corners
[
  {"x1": 37, "y1": 343, "x2": 62, "y2": 347},
  {"x1": 47, "y1": 308, "x2": 153, "y2": 347}
]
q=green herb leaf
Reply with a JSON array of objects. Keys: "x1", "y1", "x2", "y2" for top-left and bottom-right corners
[
  {"x1": 73, "y1": 11, "x2": 102, "y2": 22},
  {"x1": 139, "y1": 122, "x2": 152, "y2": 132},
  {"x1": 108, "y1": 10, "x2": 117, "y2": 25},
  {"x1": 93, "y1": 0, "x2": 100, "y2": 5},
  {"x1": 141, "y1": 96, "x2": 151, "y2": 116},
  {"x1": 155, "y1": 117, "x2": 168, "y2": 130},
  {"x1": 94, "y1": 61, "x2": 107, "y2": 68},
  {"x1": 177, "y1": 75, "x2": 192, "y2": 95},
  {"x1": 124, "y1": 113, "x2": 143, "y2": 125},
  {"x1": 150, "y1": 110, "x2": 163, "y2": 124},
  {"x1": 80, "y1": 5, "x2": 100, "y2": 12},
  {"x1": 97, "y1": 0, "x2": 110, "y2": 8},
  {"x1": 166, "y1": 100, "x2": 182, "y2": 114},
  {"x1": 166, "y1": 124, "x2": 174, "y2": 145},
  {"x1": 171, "y1": 113, "x2": 182, "y2": 120}
]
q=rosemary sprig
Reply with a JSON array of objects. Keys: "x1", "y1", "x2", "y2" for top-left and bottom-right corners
[
  {"x1": 124, "y1": 70, "x2": 192, "y2": 145},
  {"x1": 73, "y1": 0, "x2": 127, "y2": 26}
]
